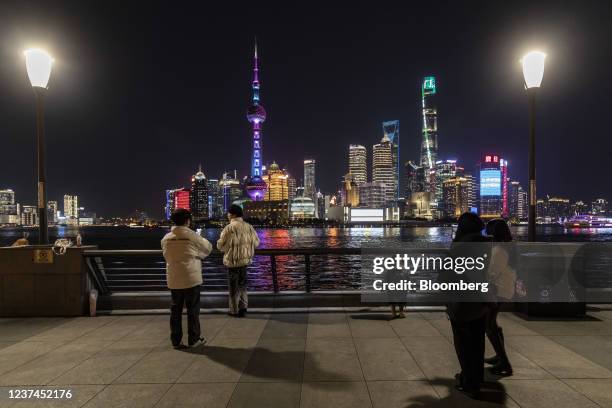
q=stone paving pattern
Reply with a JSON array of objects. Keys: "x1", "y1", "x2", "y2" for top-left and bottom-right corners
[{"x1": 2, "y1": 308, "x2": 612, "y2": 407}]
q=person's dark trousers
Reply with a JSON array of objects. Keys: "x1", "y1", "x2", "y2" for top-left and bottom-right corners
[
  {"x1": 228, "y1": 266, "x2": 248, "y2": 315},
  {"x1": 486, "y1": 302, "x2": 511, "y2": 365},
  {"x1": 450, "y1": 313, "x2": 486, "y2": 392},
  {"x1": 170, "y1": 285, "x2": 201, "y2": 346}
]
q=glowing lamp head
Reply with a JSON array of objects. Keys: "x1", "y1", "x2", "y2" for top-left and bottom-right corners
[
  {"x1": 24, "y1": 49, "x2": 54, "y2": 89},
  {"x1": 521, "y1": 51, "x2": 546, "y2": 89}
]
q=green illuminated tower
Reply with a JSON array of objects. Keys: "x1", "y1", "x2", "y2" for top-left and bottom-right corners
[{"x1": 420, "y1": 76, "x2": 438, "y2": 192}]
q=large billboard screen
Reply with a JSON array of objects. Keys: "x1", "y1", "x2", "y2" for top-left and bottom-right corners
[
  {"x1": 480, "y1": 169, "x2": 501, "y2": 196},
  {"x1": 350, "y1": 208, "x2": 384, "y2": 222}
]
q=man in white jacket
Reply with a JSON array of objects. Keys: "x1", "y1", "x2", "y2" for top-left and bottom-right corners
[
  {"x1": 217, "y1": 204, "x2": 260, "y2": 317},
  {"x1": 161, "y1": 209, "x2": 212, "y2": 348}
]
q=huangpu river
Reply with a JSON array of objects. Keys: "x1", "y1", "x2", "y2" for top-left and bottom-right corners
[
  {"x1": 2, "y1": 225, "x2": 611, "y2": 291},
  {"x1": 1, "y1": 225, "x2": 612, "y2": 249}
]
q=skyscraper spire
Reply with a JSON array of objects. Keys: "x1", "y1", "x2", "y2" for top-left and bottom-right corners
[
  {"x1": 245, "y1": 38, "x2": 268, "y2": 201},
  {"x1": 252, "y1": 39, "x2": 260, "y2": 102}
]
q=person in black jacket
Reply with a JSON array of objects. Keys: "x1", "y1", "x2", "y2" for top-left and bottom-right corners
[{"x1": 446, "y1": 212, "x2": 491, "y2": 399}]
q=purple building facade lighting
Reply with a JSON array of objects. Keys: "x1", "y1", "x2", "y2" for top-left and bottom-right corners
[{"x1": 245, "y1": 40, "x2": 268, "y2": 201}]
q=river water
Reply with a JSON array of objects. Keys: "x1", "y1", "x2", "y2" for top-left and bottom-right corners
[{"x1": 2, "y1": 225, "x2": 611, "y2": 291}]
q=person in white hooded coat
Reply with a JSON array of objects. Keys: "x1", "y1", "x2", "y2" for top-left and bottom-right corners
[{"x1": 217, "y1": 204, "x2": 260, "y2": 316}]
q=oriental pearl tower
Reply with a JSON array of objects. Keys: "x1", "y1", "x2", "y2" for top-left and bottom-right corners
[{"x1": 245, "y1": 40, "x2": 268, "y2": 201}]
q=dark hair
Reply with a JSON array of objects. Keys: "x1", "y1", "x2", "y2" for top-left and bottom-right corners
[
  {"x1": 454, "y1": 212, "x2": 485, "y2": 242},
  {"x1": 228, "y1": 204, "x2": 243, "y2": 218},
  {"x1": 486, "y1": 219, "x2": 513, "y2": 242},
  {"x1": 170, "y1": 208, "x2": 192, "y2": 226}
]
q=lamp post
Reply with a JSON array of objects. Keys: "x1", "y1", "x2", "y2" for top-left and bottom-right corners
[
  {"x1": 521, "y1": 51, "x2": 546, "y2": 242},
  {"x1": 24, "y1": 49, "x2": 54, "y2": 245}
]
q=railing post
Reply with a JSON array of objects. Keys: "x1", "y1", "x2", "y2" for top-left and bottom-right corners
[
  {"x1": 305, "y1": 254, "x2": 311, "y2": 293},
  {"x1": 270, "y1": 255, "x2": 279, "y2": 293}
]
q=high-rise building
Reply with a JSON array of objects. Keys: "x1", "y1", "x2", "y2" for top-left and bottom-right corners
[
  {"x1": 508, "y1": 181, "x2": 521, "y2": 220},
  {"x1": 359, "y1": 182, "x2": 386, "y2": 208},
  {"x1": 190, "y1": 165, "x2": 208, "y2": 220},
  {"x1": 404, "y1": 161, "x2": 425, "y2": 196},
  {"x1": 547, "y1": 197, "x2": 571, "y2": 220},
  {"x1": 591, "y1": 198, "x2": 609, "y2": 215},
  {"x1": 303, "y1": 159, "x2": 316, "y2": 202},
  {"x1": 220, "y1": 171, "x2": 242, "y2": 213},
  {"x1": 518, "y1": 188, "x2": 527, "y2": 220},
  {"x1": 434, "y1": 160, "x2": 464, "y2": 210},
  {"x1": 0, "y1": 189, "x2": 19, "y2": 225},
  {"x1": 343, "y1": 173, "x2": 360, "y2": 207},
  {"x1": 382, "y1": 120, "x2": 400, "y2": 200},
  {"x1": 442, "y1": 177, "x2": 470, "y2": 219},
  {"x1": 174, "y1": 188, "x2": 190, "y2": 211},
  {"x1": 464, "y1": 173, "x2": 478, "y2": 212},
  {"x1": 63, "y1": 195, "x2": 79, "y2": 221},
  {"x1": 21, "y1": 205, "x2": 37, "y2": 226},
  {"x1": 572, "y1": 201, "x2": 588, "y2": 216},
  {"x1": 500, "y1": 159, "x2": 509, "y2": 218},
  {"x1": 48, "y1": 200, "x2": 58, "y2": 224},
  {"x1": 420, "y1": 76, "x2": 438, "y2": 192},
  {"x1": 287, "y1": 176, "x2": 297, "y2": 200},
  {"x1": 478, "y1": 154, "x2": 503, "y2": 219},
  {"x1": 165, "y1": 189, "x2": 178, "y2": 220},
  {"x1": 372, "y1": 135, "x2": 395, "y2": 206},
  {"x1": 165, "y1": 188, "x2": 190, "y2": 220},
  {"x1": 348, "y1": 144, "x2": 367, "y2": 185},
  {"x1": 263, "y1": 162, "x2": 289, "y2": 201},
  {"x1": 207, "y1": 178, "x2": 221, "y2": 219},
  {"x1": 245, "y1": 40, "x2": 268, "y2": 201}
]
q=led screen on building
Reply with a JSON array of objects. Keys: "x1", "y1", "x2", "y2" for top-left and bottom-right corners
[
  {"x1": 350, "y1": 208, "x2": 384, "y2": 222},
  {"x1": 480, "y1": 169, "x2": 501, "y2": 196}
]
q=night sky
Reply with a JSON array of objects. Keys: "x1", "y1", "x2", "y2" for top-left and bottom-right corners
[{"x1": 0, "y1": 1, "x2": 610, "y2": 218}]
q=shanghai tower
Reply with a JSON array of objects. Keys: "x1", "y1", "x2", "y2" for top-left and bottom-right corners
[
  {"x1": 245, "y1": 40, "x2": 268, "y2": 201},
  {"x1": 420, "y1": 76, "x2": 438, "y2": 191}
]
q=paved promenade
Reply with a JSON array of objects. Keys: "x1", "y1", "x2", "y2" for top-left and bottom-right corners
[{"x1": 2, "y1": 308, "x2": 612, "y2": 407}]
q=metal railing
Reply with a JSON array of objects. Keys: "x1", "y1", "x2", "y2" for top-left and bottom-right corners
[{"x1": 83, "y1": 248, "x2": 361, "y2": 295}]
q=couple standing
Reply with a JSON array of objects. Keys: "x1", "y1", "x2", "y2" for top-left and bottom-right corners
[{"x1": 161, "y1": 204, "x2": 259, "y2": 349}]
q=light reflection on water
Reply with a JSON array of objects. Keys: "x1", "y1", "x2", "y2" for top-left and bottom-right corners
[{"x1": 1, "y1": 225, "x2": 611, "y2": 291}]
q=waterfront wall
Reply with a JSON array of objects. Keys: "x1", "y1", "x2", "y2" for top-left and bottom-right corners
[{"x1": 0, "y1": 246, "x2": 95, "y2": 316}]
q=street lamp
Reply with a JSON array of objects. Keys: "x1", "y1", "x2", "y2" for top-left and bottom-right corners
[
  {"x1": 521, "y1": 51, "x2": 546, "y2": 242},
  {"x1": 24, "y1": 49, "x2": 54, "y2": 245}
]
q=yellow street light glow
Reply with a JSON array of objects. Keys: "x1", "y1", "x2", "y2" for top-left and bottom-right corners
[
  {"x1": 521, "y1": 51, "x2": 546, "y2": 89},
  {"x1": 24, "y1": 49, "x2": 54, "y2": 88}
]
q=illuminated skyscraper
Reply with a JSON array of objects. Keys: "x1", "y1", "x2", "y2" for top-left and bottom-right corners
[
  {"x1": 245, "y1": 40, "x2": 268, "y2": 201},
  {"x1": 382, "y1": 120, "x2": 400, "y2": 200},
  {"x1": 190, "y1": 165, "x2": 208, "y2": 220},
  {"x1": 348, "y1": 144, "x2": 367, "y2": 185},
  {"x1": 48, "y1": 200, "x2": 58, "y2": 224},
  {"x1": 343, "y1": 173, "x2": 360, "y2": 207},
  {"x1": 220, "y1": 171, "x2": 243, "y2": 213},
  {"x1": 372, "y1": 135, "x2": 395, "y2": 205},
  {"x1": 0, "y1": 189, "x2": 19, "y2": 225},
  {"x1": 420, "y1": 76, "x2": 438, "y2": 192},
  {"x1": 442, "y1": 177, "x2": 470, "y2": 218},
  {"x1": 479, "y1": 154, "x2": 503, "y2": 219},
  {"x1": 63, "y1": 195, "x2": 79, "y2": 221},
  {"x1": 207, "y1": 178, "x2": 221, "y2": 219},
  {"x1": 304, "y1": 159, "x2": 316, "y2": 201},
  {"x1": 263, "y1": 162, "x2": 289, "y2": 201},
  {"x1": 287, "y1": 176, "x2": 297, "y2": 200}
]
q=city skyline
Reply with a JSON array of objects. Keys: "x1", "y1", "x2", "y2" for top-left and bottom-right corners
[{"x1": 0, "y1": 1, "x2": 611, "y2": 218}]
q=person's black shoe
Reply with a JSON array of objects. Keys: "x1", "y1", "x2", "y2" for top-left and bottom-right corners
[
  {"x1": 485, "y1": 355, "x2": 500, "y2": 365},
  {"x1": 489, "y1": 362, "x2": 513, "y2": 376},
  {"x1": 455, "y1": 384, "x2": 480, "y2": 399},
  {"x1": 173, "y1": 343, "x2": 189, "y2": 350},
  {"x1": 238, "y1": 308, "x2": 247, "y2": 317},
  {"x1": 454, "y1": 372, "x2": 463, "y2": 385}
]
